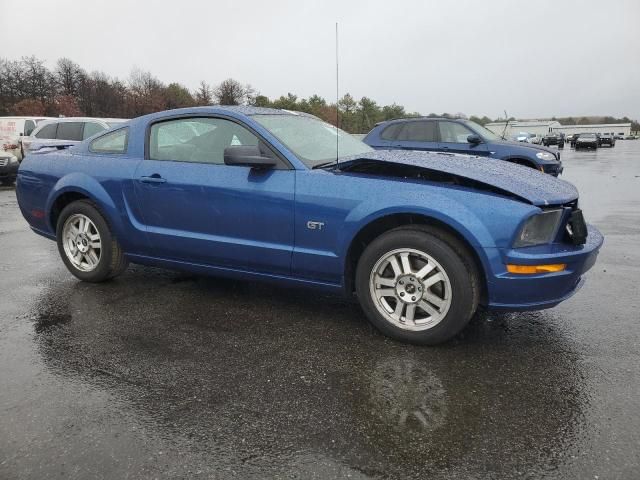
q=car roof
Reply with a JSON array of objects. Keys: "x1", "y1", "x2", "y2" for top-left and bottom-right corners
[
  {"x1": 375, "y1": 117, "x2": 466, "y2": 128},
  {"x1": 37, "y1": 117, "x2": 127, "y2": 124},
  {"x1": 126, "y1": 106, "x2": 319, "y2": 127}
]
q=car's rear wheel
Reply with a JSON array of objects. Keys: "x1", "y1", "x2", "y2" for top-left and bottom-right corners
[
  {"x1": 56, "y1": 200, "x2": 128, "y2": 282},
  {"x1": 355, "y1": 226, "x2": 479, "y2": 345}
]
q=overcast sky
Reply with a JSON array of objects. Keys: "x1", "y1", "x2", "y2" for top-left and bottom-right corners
[{"x1": 1, "y1": 0, "x2": 638, "y2": 120}]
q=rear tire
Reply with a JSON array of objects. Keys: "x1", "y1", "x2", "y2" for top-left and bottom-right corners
[
  {"x1": 355, "y1": 226, "x2": 479, "y2": 345},
  {"x1": 56, "y1": 200, "x2": 128, "y2": 282}
]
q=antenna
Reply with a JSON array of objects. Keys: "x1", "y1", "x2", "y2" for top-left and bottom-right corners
[
  {"x1": 501, "y1": 109, "x2": 510, "y2": 140},
  {"x1": 335, "y1": 22, "x2": 339, "y2": 169}
]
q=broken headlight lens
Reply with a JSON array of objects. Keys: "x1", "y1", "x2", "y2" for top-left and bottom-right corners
[{"x1": 514, "y1": 209, "x2": 563, "y2": 248}]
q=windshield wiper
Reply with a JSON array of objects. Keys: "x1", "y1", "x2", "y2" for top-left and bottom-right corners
[{"x1": 312, "y1": 161, "x2": 337, "y2": 169}]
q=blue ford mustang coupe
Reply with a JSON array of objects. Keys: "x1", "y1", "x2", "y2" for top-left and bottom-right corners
[{"x1": 16, "y1": 106, "x2": 603, "y2": 345}]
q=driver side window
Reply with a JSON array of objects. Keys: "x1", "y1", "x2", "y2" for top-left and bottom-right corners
[
  {"x1": 438, "y1": 121, "x2": 473, "y2": 143},
  {"x1": 149, "y1": 117, "x2": 259, "y2": 164}
]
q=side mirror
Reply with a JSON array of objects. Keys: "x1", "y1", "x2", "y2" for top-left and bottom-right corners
[
  {"x1": 467, "y1": 134, "x2": 481, "y2": 145},
  {"x1": 224, "y1": 145, "x2": 277, "y2": 169}
]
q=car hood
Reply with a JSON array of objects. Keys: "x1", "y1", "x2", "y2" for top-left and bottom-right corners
[
  {"x1": 338, "y1": 150, "x2": 578, "y2": 206},
  {"x1": 497, "y1": 139, "x2": 558, "y2": 156}
]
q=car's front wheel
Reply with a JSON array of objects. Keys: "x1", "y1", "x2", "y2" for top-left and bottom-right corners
[
  {"x1": 56, "y1": 200, "x2": 128, "y2": 282},
  {"x1": 355, "y1": 226, "x2": 479, "y2": 345}
]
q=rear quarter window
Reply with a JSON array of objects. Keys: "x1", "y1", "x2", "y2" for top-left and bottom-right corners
[
  {"x1": 380, "y1": 123, "x2": 402, "y2": 140},
  {"x1": 83, "y1": 122, "x2": 106, "y2": 139},
  {"x1": 35, "y1": 123, "x2": 58, "y2": 139},
  {"x1": 89, "y1": 128, "x2": 129, "y2": 154}
]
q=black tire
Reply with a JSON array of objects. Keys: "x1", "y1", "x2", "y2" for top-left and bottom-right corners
[
  {"x1": 355, "y1": 226, "x2": 480, "y2": 345},
  {"x1": 56, "y1": 200, "x2": 128, "y2": 282}
]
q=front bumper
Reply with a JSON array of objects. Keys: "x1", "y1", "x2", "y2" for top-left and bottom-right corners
[
  {"x1": 484, "y1": 224, "x2": 603, "y2": 311},
  {"x1": 543, "y1": 161, "x2": 563, "y2": 176},
  {"x1": 0, "y1": 156, "x2": 19, "y2": 179},
  {"x1": 576, "y1": 141, "x2": 598, "y2": 148}
]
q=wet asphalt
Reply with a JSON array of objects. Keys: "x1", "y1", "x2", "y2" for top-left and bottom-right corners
[{"x1": 1, "y1": 142, "x2": 639, "y2": 480}]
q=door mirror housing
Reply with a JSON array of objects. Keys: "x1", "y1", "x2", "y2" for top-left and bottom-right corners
[
  {"x1": 224, "y1": 145, "x2": 277, "y2": 169},
  {"x1": 467, "y1": 134, "x2": 482, "y2": 145}
]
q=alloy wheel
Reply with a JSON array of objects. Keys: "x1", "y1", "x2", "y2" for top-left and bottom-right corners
[
  {"x1": 369, "y1": 248, "x2": 452, "y2": 331},
  {"x1": 62, "y1": 214, "x2": 102, "y2": 272}
]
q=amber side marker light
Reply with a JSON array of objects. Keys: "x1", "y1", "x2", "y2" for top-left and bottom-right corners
[{"x1": 506, "y1": 264, "x2": 566, "y2": 274}]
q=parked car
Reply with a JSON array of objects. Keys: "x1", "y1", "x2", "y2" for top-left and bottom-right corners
[
  {"x1": 16, "y1": 106, "x2": 602, "y2": 345},
  {"x1": 570, "y1": 134, "x2": 582, "y2": 148},
  {"x1": 363, "y1": 117, "x2": 563, "y2": 176},
  {"x1": 21, "y1": 117, "x2": 128, "y2": 153},
  {"x1": 625, "y1": 135, "x2": 637, "y2": 140},
  {"x1": 575, "y1": 133, "x2": 599, "y2": 149},
  {"x1": 528, "y1": 134, "x2": 543, "y2": 145},
  {"x1": 512, "y1": 132, "x2": 536, "y2": 143},
  {"x1": 0, "y1": 151, "x2": 20, "y2": 185},
  {"x1": 1, "y1": 116, "x2": 51, "y2": 161},
  {"x1": 615, "y1": 133, "x2": 626, "y2": 140},
  {"x1": 598, "y1": 133, "x2": 616, "y2": 147},
  {"x1": 542, "y1": 132, "x2": 564, "y2": 148}
]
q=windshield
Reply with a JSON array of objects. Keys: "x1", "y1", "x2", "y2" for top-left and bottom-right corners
[
  {"x1": 463, "y1": 120, "x2": 502, "y2": 141},
  {"x1": 580, "y1": 134, "x2": 596, "y2": 138},
  {"x1": 106, "y1": 120, "x2": 127, "y2": 128},
  {"x1": 252, "y1": 114, "x2": 373, "y2": 167}
]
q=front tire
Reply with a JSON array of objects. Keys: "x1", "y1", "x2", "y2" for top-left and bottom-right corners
[
  {"x1": 56, "y1": 200, "x2": 128, "y2": 282},
  {"x1": 355, "y1": 226, "x2": 479, "y2": 345}
]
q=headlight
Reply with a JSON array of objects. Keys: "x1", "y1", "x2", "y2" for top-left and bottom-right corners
[
  {"x1": 514, "y1": 209, "x2": 563, "y2": 248},
  {"x1": 536, "y1": 152, "x2": 556, "y2": 161},
  {"x1": 9, "y1": 157, "x2": 18, "y2": 164}
]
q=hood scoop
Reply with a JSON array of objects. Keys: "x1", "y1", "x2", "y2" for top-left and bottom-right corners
[{"x1": 339, "y1": 150, "x2": 578, "y2": 206}]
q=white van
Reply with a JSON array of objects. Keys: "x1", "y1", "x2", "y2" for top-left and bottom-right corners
[{"x1": 0, "y1": 116, "x2": 52, "y2": 161}]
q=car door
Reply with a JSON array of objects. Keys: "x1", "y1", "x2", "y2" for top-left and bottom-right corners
[
  {"x1": 133, "y1": 116, "x2": 295, "y2": 276},
  {"x1": 437, "y1": 121, "x2": 489, "y2": 156},
  {"x1": 390, "y1": 120, "x2": 440, "y2": 152}
]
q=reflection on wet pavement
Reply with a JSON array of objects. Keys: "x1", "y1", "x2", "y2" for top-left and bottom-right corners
[{"x1": 1, "y1": 142, "x2": 640, "y2": 479}]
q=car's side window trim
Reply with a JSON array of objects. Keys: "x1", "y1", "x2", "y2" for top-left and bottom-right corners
[
  {"x1": 144, "y1": 114, "x2": 293, "y2": 170},
  {"x1": 89, "y1": 127, "x2": 130, "y2": 154}
]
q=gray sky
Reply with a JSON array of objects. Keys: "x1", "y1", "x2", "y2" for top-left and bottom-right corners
[{"x1": 2, "y1": 0, "x2": 638, "y2": 120}]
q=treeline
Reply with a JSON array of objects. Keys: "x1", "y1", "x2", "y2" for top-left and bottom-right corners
[
  {"x1": 0, "y1": 56, "x2": 497, "y2": 133},
  {"x1": 1, "y1": 56, "x2": 637, "y2": 133}
]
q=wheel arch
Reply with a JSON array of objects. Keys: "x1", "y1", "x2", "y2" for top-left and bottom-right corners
[
  {"x1": 343, "y1": 212, "x2": 489, "y2": 305},
  {"x1": 46, "y1": 173, "x2": 120, "y2": 235}
]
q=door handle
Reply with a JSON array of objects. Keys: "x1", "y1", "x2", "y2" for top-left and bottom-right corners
[{"x1": 139, "y1": 174, "x2": 166, "y2": 184}]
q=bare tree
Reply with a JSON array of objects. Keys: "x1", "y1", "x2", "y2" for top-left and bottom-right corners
[
  {"x1": 194, "y1": 81, "x2": 213, "y2": 105},
  {"x1": 214, "y1": 78, "x2": 248, "y2": 105},
  {"x1": 55, "y1": 58, "x2": 85, "y2": 97}
]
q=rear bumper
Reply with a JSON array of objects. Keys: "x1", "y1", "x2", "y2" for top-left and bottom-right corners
[{"x1": 485, "y1": 224, "x2": 603, "y2": 311}]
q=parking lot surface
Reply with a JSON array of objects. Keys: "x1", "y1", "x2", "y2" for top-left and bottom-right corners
[{"x1": 1, "y1": 142, "x2": 639, "y2": 479}]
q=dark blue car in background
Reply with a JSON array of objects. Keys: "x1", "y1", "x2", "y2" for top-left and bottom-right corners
[
  {"x1": 364, "y1": 117, "x2": 564, "y2": 176},
  {"x1": 16, "y1": 107, "x2": 600, "y2": 345}
]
